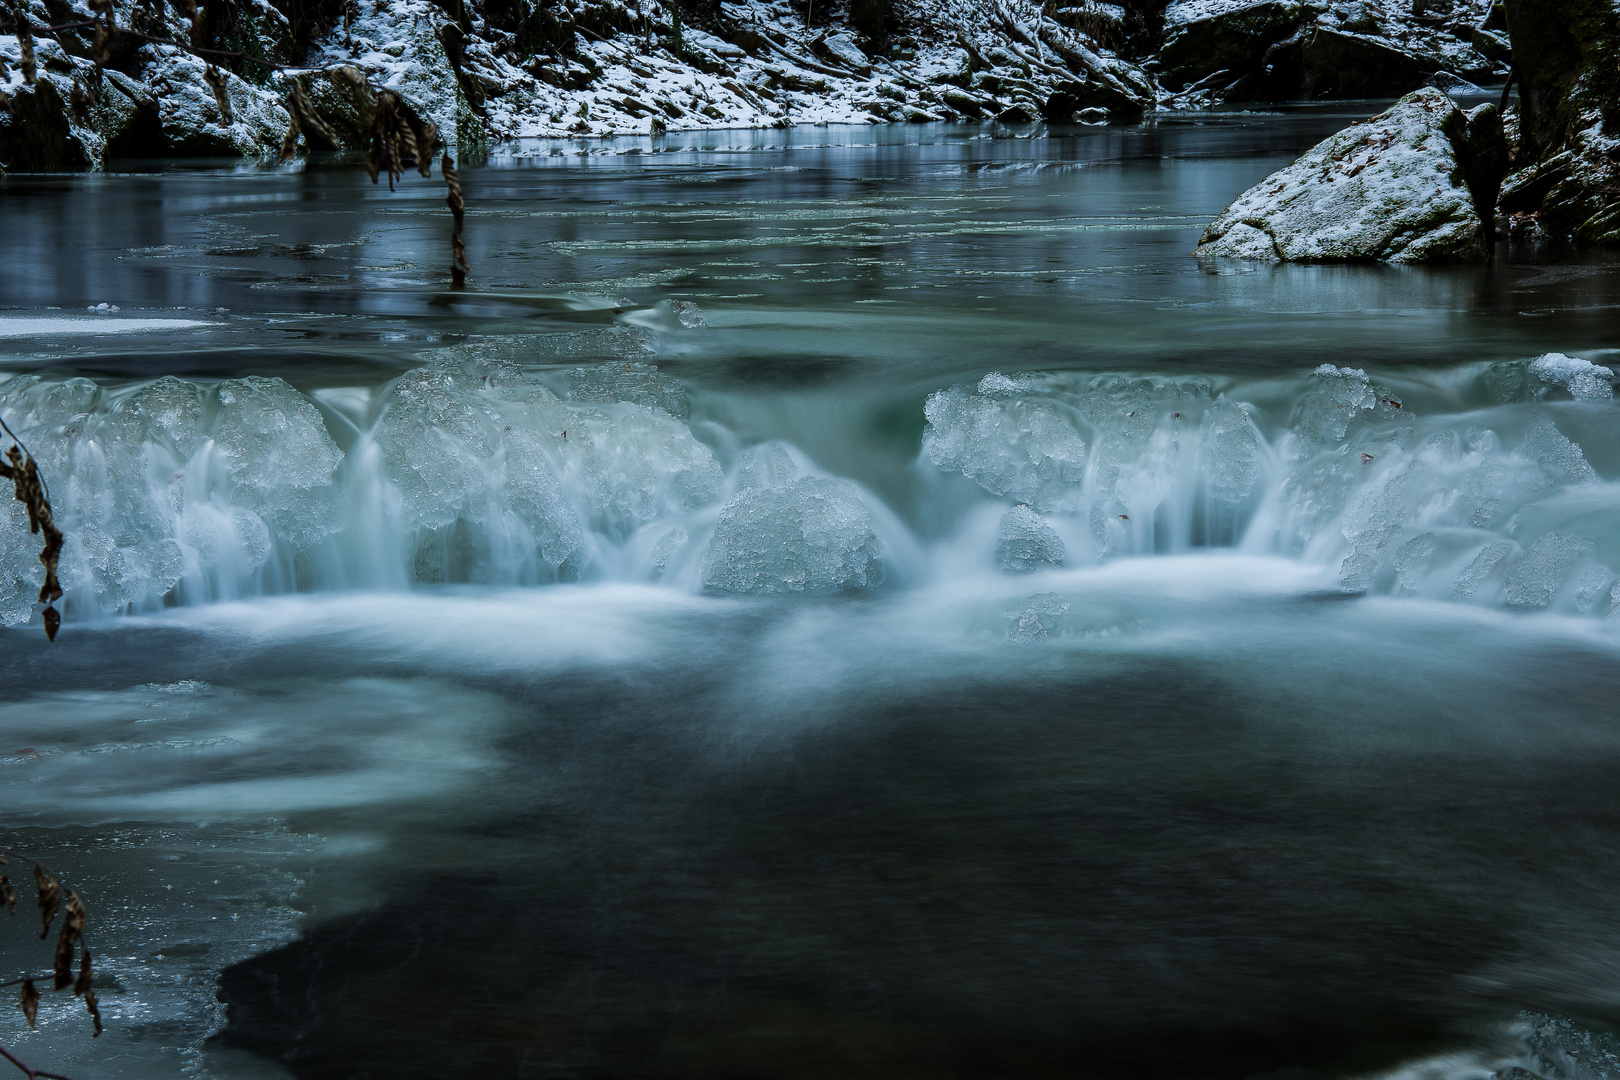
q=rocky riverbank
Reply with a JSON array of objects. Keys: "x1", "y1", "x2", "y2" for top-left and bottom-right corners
[{"x1": 2, "y1": 0, "x2": 1504, "y2": 167}]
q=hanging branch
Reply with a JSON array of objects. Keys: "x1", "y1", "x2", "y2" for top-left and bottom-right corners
[
  {"x1": 443, "y1": 153, "x2": 467, "y2": 290},
  {"x1": 9, "y1": 3, "x2": 35, "y2": 85}
]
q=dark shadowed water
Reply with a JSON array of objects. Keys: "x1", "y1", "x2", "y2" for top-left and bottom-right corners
[{"x1": 1, "y1": 111, "x2": 1620, "y2": 1080}]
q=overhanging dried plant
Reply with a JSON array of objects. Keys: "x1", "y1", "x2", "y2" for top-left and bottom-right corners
[
  {"x1": 0, "y1": 850, "x2": 100, "y2": 1080},
  {"x1": 443, "y1": 152, "x2": 467, "y2": 290},
  {"x1": 10, "y1": 4, "x2": 35, "y2": 86},
  {"x1": 202, "y1": 63, "x2": 232, "y2": 124},
  {"x1": 0, "y1": 424, "x2": 63, "y2": 641}
]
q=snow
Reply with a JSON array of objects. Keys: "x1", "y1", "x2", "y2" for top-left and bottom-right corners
[
  {"x1": 0, "y1": 318, "x2": 210, "y2": 336},
  {"x1": 1529, "y1": 353, "x2": 1615, "y2": 402},
  {"x1": 1195, "y1": 88, "x2": 1485, "y2": 263}
]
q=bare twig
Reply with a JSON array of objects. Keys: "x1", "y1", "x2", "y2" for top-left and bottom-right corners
[{"x1": 443, "y1": 153, "x2": 467, "y2": 289}]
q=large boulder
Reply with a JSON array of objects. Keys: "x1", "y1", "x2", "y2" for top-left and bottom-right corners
[
  {"x1": 1194, "y1": 88, "x2": 1496, "y2": 262},
  {"x1": 1498, "y1": 0, "x2": 1620, "y2": 248},
  {"x1": 138, "y1": 48, "x2": 289, "y2": 157},
  {"x1": 1158, "y1": 0, "x2": 1315, "y2": 91}
]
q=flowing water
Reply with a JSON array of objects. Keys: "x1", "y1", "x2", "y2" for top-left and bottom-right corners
[{"x1": 3, "y1": 107, "x2": 1620, "y2": 1080}]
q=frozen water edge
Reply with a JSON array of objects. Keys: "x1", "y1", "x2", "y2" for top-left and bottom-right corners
[{"x1": 0, "y1": 318, "x2": 212, "y2": 337}]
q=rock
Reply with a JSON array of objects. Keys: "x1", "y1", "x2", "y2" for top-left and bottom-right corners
[
  {"x1": 1499, "y1": 0, "x2": 1620, "y2": 248},
  {"x1": 1158, "y1": 0, "x2": 1312, "y2": 91},
  {"x1": 1252, "y1": 26, "x2": 1444, "y2": 100},
  {"x1": 0, "y1": 77, "x2": 90, "y2": 170},
  {"x1": 140, "y1": 48, "x2": 290, "y2": 156},
  {"x1": 1194, "y1": 88, "x2": 1488, "y2": 263}
]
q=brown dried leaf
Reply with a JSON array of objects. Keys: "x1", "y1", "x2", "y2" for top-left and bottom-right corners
[
  {"x1": 77, "y1": 948, "x2": 101, "y2": 1033},
  {"x1": 84, "y1": 985, "x2": 102, "y2": 1036},
  {"x1": 0, "y1": 875, "x2": 15, "y2": 915},
  {"x1": 54, "y1": 890, "x2": 85, "y2": 990},
  {"x1": 34, "y1": 862, "x2": 60, "y2": 940},
  {"x1": 43, "y1": 605, "x2": 59, "y2": 641},
  {"x1": 204, "y1": 64, "x2": 233, "y2": 125},
  {"x1": 74, "y1": 948, "x2": 93, "y2": 997},
  {"x1": 69, "y1": 75, "x2": 90, "y2": 123},
  {"x1": 19, "y1": 978, "x2": 38, "y2": 1030}
]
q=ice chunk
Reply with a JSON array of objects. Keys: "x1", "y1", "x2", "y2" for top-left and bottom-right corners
[
  {"x1": 1392, "y1": 532, "x2": 1437, "y2": 593},
  {"x1": 106, "y1": 377, "x2": 207, "y2": 458},
  {"x1": 1521, "y1": 413, "x2": 1597, "y2": 485},
  {"x1": 1574, "y1": 565, "x2": 1614, "y2": 614},
  {"x1": 1007, "y1": 592, "x2": 1069, "y2": 642},
  {"x1": 1339, "y1": 552, "x2": 1380, "y2": 592},
  {"x1": 1296, "y1": 365, "x2": 1376, "y2": 447},
  {"x1": 1198, "y1": 400, "x2": 1263, "y2": 502},
  {"x1": 1529, "y1": 353, "x2": 1614, "y2": 401},
  {"x1": 702, "y1": 477, "x2": 881, "y2": 594},
  {"x1": 568, "y1": 404, "x2": 723, "y2": 533},
  {"x1": 373, "y1": 367, "x2": 506, "y2": 532},
  {"x1": 1504, "y1": 532, "x2": 1592, "y2": 608},
  {"x1": 568, "y1": 361, "x2": 689, "y2": 418},
  {"x1": 735, "y1": 440, "x2": 800, "y2": 491},
  {"x1": 923, "y1": 378, "x2": 1088, "y2": 512},
  {"x1": 995, "y1": 505, "x2": 1065, "y2": 573},
  {"x1": 211, "y1": 376, "x2": 343, "y2": 546},
  {"x1": 1452, "y1": 541, "x2": 1513, "y2": 601},
  {"x1": 670, "y1": 301, "x2": 707, "y2": 328}
]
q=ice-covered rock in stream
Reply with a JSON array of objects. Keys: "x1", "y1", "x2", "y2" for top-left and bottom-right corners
[
  {"x1": 568, "y1": 362, "x2": 689, "y2": 418},
  {"x1": 702, "y1": 477, "x2": 881, "y2": 594},
  {"x1": 1520, "y1": 414, "x2": 1597, "y2": 486},
  {"x1": 373, "y1": 363, "x2": 722, "y2": 575},
  {"x1": 923, "y1": 373, "x2": 1089, "y2": 513},
  {"x1": 1529, "y1": 354, "x2": 1615, "y2": 401},
  {"x1": 0, "y1": 372, "x2": 344, "y2": 622},
  {"x1": 1574, "y1": 565, "x2": 1614, "y2": 614},
  {"x1": 1294, "y1": 365, "x2": 1397, "y2": 448},
  {"x1": 995, "y1": 505, "x2": 1065, "y2": 572},
  {"x1": 1007, "y1": 592, "x2": 1069, "y2": 641},
  {"x1": 1392, "y1": 531, "x2": 1437, "y2": 593},
  {"x1": 1198, "y1": 400, "x2": 1263, "y2": 501},
  {"x1": 212, "y1": 377, "x2": 345, "y2": 546},
  {"x1": 1504, "y1": 532, "x2": 1593, "y2": 608},
  {"x1": 1194, "y1": 89, "x2": 1487, "y2": 263}
]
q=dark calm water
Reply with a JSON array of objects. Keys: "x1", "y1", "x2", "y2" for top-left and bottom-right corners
[{"x1": 1, "y1": 110, "x2": 1620, "y2": 1080}]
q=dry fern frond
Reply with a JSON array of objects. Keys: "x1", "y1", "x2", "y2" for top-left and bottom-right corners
[
  {"x1": 443, "y1": 152, "x2": 467, "y2": 290},
  {"x1": 33, "y1": 864, "x2": 59, "y2": 941},
  {"x1": 18, "y1": 979, "x2": 38, "y2": 1030},
  {"x1": 53, "y1": 892, "x2": 84, "y2": 991},
  {"x1": 88, "y1": 0, "x2": 114, "y2": 66},
  {"x1": 0, "y1": 877, "x2": 15, "y2": 916},
  {"x1": 203, "y1": 64, "x2": 232, "y2": 124},
  {"x1": 12, "y1": 5, "x2": 35, "y2": 86},
  {"x1": 68, "y1": 76, "x2": 90, "y2": 122},
  {"x1": 279, "y1": 79, "x2": 336, "y2": 160},
  {"x1": 0, "y1": 442, "x2": 65, "y2": 640},
  {"x1": 74, "y1": 951, "x2": 100, "y2": 1036}
]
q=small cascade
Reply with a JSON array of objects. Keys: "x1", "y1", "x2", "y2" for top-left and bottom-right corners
[{"x1": 1, "y1": 352, "x2": 1617, "y2": 625}]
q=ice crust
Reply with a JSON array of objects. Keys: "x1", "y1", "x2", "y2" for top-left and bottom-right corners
[
  {"x1": 996, "y1": 505, "x2": 1066, "y2": 572},
  {"x1": 1, "y1": 350, "x2": 1616, "y2": 623},
  {"x1": 702, "y1": 477, "x2": 882, "y2": 594},
  {"x1": 1529, "y1": 354, "x2": 1615, "y2": 401}
]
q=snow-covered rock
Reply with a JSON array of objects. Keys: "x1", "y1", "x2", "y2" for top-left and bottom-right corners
[{"x1": 1194, "y1": 87, "x2": 1487, "y2": 263}]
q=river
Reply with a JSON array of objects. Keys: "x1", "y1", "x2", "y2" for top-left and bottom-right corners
[{"x1": 1, "y1": 106, "x2": 1620, "y2": 1080}]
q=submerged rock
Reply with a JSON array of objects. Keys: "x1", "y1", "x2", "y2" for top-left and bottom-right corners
[{"x1": 1194, "y1": 88, "x2": 1489, "y2": 263}]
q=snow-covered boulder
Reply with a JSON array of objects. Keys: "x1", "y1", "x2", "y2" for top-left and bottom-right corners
[
  {"x1": 140, "y1": 48, "x2": 288, "y2": 156},
  {"x1": 1194, "y1": 88, "x2": 1487, "y2": 263},
  {"x1": 1158, "y1": 0, "x2": 1312, "y2": 91}
]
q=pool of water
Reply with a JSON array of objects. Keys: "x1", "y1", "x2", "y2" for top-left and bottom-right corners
[{"x1": 1, "y1": 111, "x2": 1619, "y2": 1080}]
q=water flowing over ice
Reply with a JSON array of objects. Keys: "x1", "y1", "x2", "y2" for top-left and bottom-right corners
[
  {"x1": 995, "y1": 505, "x2": 1065, "y2": 572},
  {"x1": 1007, "y1": 592, "x2": 1069, "y2": 641},
  {"x1": 923, "y1": 373, "x2": 1089, "y2": 512}
]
